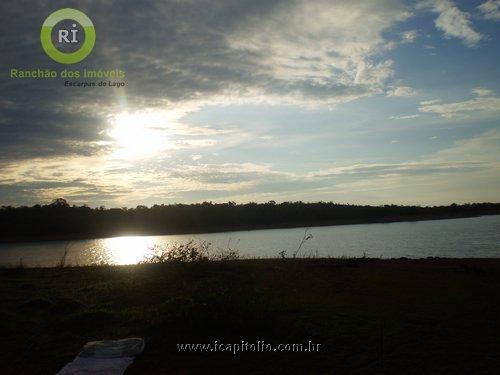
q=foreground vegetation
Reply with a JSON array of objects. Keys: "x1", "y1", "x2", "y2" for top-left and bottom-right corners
[
  {"x1": 1, "y1": 258, "x2": 500, "y2": 374},
  {"x1": 1, "y1": 199, "x2": 499, "y2": 241}
]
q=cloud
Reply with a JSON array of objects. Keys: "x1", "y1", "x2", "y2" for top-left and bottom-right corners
[
  {"x1": 389, "y1": 114, "x2": 420, "y2": 120},
  {"x1": 301, "y1": 129, "x2": 500, "y2": 204},
  {"x1": 472, "y1": 87, "x2": 493, "y2": 97},
  {"x1": 2, "y1": 128, "x2": 499, "y2": 206},
  {"x1": 420, "y1": 99, "x2": 441, "y2": 105},
  {"x1": 225, "y1": 0, "x2": 412, "y2": 102},
  {"x1": 2, "y1": 121, "x2": 496, "y2": 207},
  {"x1": 2, "y1": 0, "x2": 413, "y2": 108},
  {"x1": 419, "y1": 0, "x2": 483, "y2": 46},
  {"x1": 419, "y1": 88, "x2": 500, "y2": 117},
  {"x1": 386, "y1": 86, "x2": 417, "y2": 97},
  {"x1": 426, "y1": 129, "x2": 500, "y2": 163},
  {"x1": 401, "y1": 30, "x2": 419, "y2": 43},
  {"x1": 0, "y1": 0, "x2": 413, "y2": 166},
  {"x1": 308, "y1": 161, "x2": 488, "y2": 179},
  {"x1": 478, "y1": 0, "x2": 500, "y2": 21}
]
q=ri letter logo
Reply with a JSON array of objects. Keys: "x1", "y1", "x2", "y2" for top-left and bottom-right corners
[{"x1": 40, "y1": 8, "x2": 95, "y2": 64}]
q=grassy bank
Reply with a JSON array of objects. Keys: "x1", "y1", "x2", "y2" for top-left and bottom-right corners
[{"x1": 1, "y1": 258, "x2": 500, "y2": 374}]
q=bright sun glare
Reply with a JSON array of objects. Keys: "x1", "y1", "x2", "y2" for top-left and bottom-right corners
[
  {"x1": 104, "y1": 236, "x2": 155, "y2": 265},
  {"x1": 108, "y1": 111, "x2": 169, "y2": 159}
]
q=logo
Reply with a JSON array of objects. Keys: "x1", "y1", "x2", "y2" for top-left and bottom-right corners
[{"x1": 40, "y1": 8, "x2": 95, "y2": 64}]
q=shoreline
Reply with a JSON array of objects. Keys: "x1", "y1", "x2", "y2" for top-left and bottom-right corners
[
  {"x1": 1, "y1": 212, "x2": 498, "y2": 244},
  {"x1": 3, "y1": 256, "x2": 500, "y2": 271}
]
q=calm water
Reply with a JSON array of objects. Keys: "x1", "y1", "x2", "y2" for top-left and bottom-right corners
[{"x1": 0, "y1": 215, "x2": 499, "y2": 267}]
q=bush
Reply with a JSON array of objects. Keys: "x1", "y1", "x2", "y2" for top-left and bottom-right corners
[{"x1": 142, "y1": 241, "x2": 239, "y2": 263}]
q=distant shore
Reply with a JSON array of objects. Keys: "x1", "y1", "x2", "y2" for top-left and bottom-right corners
[
  {"x1": 2, "y1": 201, "x2": 499, "y2": 244},
  {"x1": 1, "y1": 211, "x2": 499, "y2": 243}
]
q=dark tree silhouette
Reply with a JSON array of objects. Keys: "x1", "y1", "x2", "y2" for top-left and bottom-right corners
[
  {"x1": 49, "y1": 198, "x2": 70, "y2": 208},
  {"x1": 0, "y1": 200, "x2": 498, "y2": 242}
]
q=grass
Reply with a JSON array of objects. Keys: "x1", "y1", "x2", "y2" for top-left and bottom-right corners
[{"x1": 1, "y1": 258, "x2": 500, "y2": 374}]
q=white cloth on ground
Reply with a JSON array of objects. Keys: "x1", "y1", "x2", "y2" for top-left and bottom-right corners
[
  {"x1": 57, "y1": 338, "x2": 145, "y2": 375},
  {"x1": 57, "y1": 356, "x2": 134, "y2": 375}
]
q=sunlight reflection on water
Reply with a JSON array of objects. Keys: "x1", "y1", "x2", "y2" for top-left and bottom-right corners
[
  {"x1": 103, "y1": 236, "x2": 157, "y2": 265},
  {"x1": 0, "y1": 215, "x2": 499, "y2": 267}
]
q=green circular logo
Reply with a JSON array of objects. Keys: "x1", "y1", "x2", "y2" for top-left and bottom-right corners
[{"x1": 40, "y1": 8, "x2": 95, "y2": 64}]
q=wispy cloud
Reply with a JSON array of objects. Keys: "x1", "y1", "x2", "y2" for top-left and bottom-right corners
[
  {"x1": 389, "y1": 114, "x2": 420, "y2": 120},
  {"x1": 303, "y1": 130, "x2": 500, "y2": 204},
  {"x1": 400, "y1": 30, "x2": 419, "y2": 43},
  {"x1": 308, "y1": 161, "x2": 488, "y2": 179},
  {"x1": 3, "y1": 129, "x2": 498, "y2": 206},
  {"x1": 418, "y1": 0, "x2": 483, "y2": 46},
  {"x1": 478, "y1": 0, "x2": 500, "y2": 21},
  {"x1": 472, "y1": 87, "x2": 493, "y2": 97},
  {"x1": 419, "y1": 88, "x2": 500, "y2": 117},
  {"x1": 387, "y1": 86, "x2": 417, "y2": 97}
]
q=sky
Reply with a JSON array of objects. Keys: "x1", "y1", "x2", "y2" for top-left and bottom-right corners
[{"x1": 0, "y1": 0, "x2": 499, "y2": 207}]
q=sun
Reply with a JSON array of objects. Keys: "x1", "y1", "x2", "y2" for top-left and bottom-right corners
[{"x1": 108, "y1": 111, "x2": 169, "y2": 159}]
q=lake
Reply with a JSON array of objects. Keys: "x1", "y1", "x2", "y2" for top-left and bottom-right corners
[{"x1": 0, "y1": 215, "x2": 499, "y2": 267}]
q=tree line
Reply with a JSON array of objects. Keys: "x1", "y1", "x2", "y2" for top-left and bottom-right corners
[{"x1": 0, "y1": 199, "x2": 499, "y2": 242}]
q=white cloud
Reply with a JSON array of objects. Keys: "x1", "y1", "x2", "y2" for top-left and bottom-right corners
[
  {"x1": 3, "y1": 129, "x2": 499, "y2": 206},
  {"x1": 401, "y1": 30, "x2": 419, "y2": 43},
  {"x1": 420, "y1": 99, "x2": 441, "y2": 105},
  {"x1": 387, "y1": 86, "x2": 418, "y2": 97},
  {"x1": 419, "y1": 0, "x2": 483, "y2": 46},
  {"x1": 389, "y1": 114, "x2": 420, "y2": 120},
  {"x1": 308, "y1": 161, "x2": 486, "y2": 179},
  {"x1": 419, "y1": 88, "x2": 500, "y2": 117},
  {"x1": 472, "y1": 87, "x2": 493, "y2": 97},
  {"x1": 426, "y1": 129, "x2": 500, "y2": 164},
  {"x1": 303, "y1": 130, "x2": 500, "y2": 204},
  {"x1": 227, "y1": 0, "x2": 412, "y2": 104},
  {"x1": 478, "y1": 0, "x2": 500, "y2": 21},
  {"x1": 0, "y1": 156, "x2": 292, "y2": 206}
]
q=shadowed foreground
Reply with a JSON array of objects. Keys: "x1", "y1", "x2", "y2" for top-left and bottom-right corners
[{"x1": 1, "y1": 258, "x2": 500, "y2": 374}]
